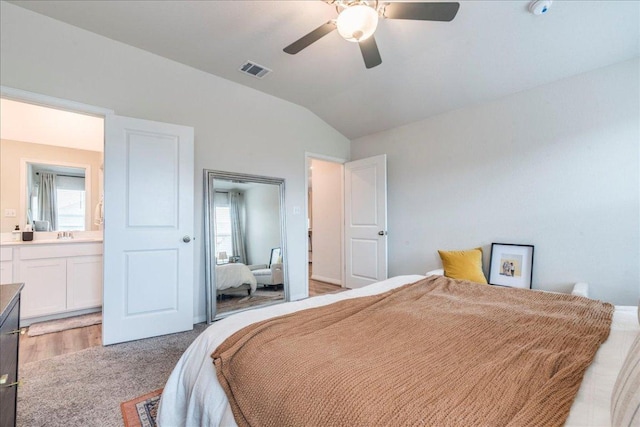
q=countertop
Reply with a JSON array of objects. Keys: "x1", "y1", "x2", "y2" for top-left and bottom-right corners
[
  {"x1": 1, "y1": 238, "x2": 103, "y2": 246},
  {"x1": 0, "y1": 283, "x2": 24, "y2": 325}
]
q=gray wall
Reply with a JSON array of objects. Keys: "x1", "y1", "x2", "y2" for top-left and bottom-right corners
[
  {"x1": 352, "y1": 59, "x2": 640, "y2": 305},
  {"x1": 1, "y1": 2, "x2": 351, "y2": 320}
]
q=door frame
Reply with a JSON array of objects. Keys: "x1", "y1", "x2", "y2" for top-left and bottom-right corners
[
  {"x1": 1, "y1": 87, "x2": 114, "y2": 118},
  {"x1": 304, "y1": 152, "x2": 347, "y2": 298},
  {"x1": 1, "y1": 85, "x2": 113, "y2": 329}
]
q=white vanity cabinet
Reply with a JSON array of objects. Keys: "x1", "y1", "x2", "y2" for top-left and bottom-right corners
[
  {"x1": 0, "y1": 247, "x2": 13, "y2": 284},
  {"x1": 6, "y1": 242, "x2": 103, "y2": 320},
  {"x1": 19, "y1": 257, "x2": 67, "y2": 317},
  {"x1": 67, "y1": 255, "x2": 103, "y2": 310}
]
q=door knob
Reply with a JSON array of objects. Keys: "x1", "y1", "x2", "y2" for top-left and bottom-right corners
[
  {"x1": 183, "y1": 236, "x2": 191, "y2": 243},
  {"x1": 378, "y1": 231, "x2": 387, "y2": 236}
]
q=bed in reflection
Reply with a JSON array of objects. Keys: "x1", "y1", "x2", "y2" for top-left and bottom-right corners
[
  {"x1": 214, "y1": 263, "x2": 257, "y2": 297},
  {"x1": 158, "y1": 274, "x2": 640, "y2": 426}
]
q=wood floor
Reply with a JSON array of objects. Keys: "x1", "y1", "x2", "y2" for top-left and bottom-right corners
[
  {"x1": 19, "y1": 265, "x2": 346, "y2": 366},
  {"x1": 309, "y1": 278, "x2": 344, "y2": 297},
  {"x1": 19, "y1": 324, "x2": 101, "y2": 365}
]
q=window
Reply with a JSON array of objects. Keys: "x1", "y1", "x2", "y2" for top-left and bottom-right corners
[
  {"x1": 56, "y1": 175, "x2": 86, "y2": 231},
  {"x1": 214, "y1": 206, "x2": 233, "y2": 263},
  {"x1": 29, "y1": 165, "x2": 87, "y2": 231}
]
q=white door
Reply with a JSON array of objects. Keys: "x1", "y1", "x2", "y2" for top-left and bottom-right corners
[
  {"x1": 103, "y1": 115, "x2": 194, "y2": 345},
  {"x1": 344, "y1": 154, "x2": 387, "y2": 288}
]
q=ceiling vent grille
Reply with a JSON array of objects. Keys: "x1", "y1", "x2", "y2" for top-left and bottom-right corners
[{"x1": 239, "y1": 61, "x2": 272, "y2": 79}]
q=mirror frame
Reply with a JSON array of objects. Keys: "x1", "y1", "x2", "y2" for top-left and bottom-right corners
[{"x1": 203, "y1": 169, "x2": 288, "y2": 324}]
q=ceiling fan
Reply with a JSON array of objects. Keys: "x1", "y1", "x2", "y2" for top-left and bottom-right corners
[{"x1": 283, "y1": 1, "x2": 460, "y2": 69}]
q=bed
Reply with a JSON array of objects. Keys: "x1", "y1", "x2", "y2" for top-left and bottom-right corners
[
  {"x1": 215, "y1": 263, "x2": 257, "y2": 296},
  {"x1": 158, "y1": 274, "x2": 639, "y2": 426}
]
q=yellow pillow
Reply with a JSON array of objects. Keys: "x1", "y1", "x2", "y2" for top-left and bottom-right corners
[{"x1": 437, "y1": 247, "x2": 488, "y2": 284}]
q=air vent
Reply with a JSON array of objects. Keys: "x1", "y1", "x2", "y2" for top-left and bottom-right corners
[{"x1": 238, "y1": 61, "x2": 272, "y2": 79}]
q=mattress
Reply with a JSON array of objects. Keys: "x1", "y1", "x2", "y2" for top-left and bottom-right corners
[
  {"x1": 157, "y1": 275, "x2": 639, "y2": 427},
  {"x1": 215, "y1": 263, "x2": 257, "y2": 294}
]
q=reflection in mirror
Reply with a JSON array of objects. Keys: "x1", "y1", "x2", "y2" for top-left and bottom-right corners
[
  {"x1": 27, "y1": 162, "x2": 88, "y2": 231},
  {"x1": 204, "y1": 170, "x2": 287, "y2": 323}
]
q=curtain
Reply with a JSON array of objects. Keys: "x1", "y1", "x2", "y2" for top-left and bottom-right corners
[
  {"x1": 38, "y1": 172, "x2": 58, "y2": 231},
  {"x1": 229, "y1": 191, "x2": 247, "y2": 264}
]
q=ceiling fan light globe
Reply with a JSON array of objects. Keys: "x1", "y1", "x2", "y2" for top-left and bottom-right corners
[{"x1": 336, "y1": 4, "x2": 379, "y2": 42}]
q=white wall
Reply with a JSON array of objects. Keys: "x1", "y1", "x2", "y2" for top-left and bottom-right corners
[
  {"x1": 351, "y1": 59, "x2": 640, "y2": 305},
  {"x1": 310, "y1": 159, "x2": 343, "y2": 285},
  {"x1": 244, "y1": 184, "x2": 281, "y2": 266},
  {"x1": 0, "y1": 2, "x2": 351, "y2": 321}
]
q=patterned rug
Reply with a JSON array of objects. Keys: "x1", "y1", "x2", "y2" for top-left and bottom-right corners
[{"x1": 121, "y1": 389, "x2": 162, "y2": 427}]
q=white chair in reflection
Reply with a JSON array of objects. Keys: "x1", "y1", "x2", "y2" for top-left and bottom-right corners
[
  {"x1": 33, "y1": 220, "x2": 50, "y2": 231},
  {"x1": 249, "y1": 248, "x2": 283, "y2": 288}
]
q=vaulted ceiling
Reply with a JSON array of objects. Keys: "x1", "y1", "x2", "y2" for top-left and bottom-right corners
[{"x1": 10, "y1": 1, "x2": 640, "y2": 139}]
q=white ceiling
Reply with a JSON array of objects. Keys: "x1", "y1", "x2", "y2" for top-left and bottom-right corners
[
  {"x1": 10, "y1": 1, "x2": 640, "y2": 140},
  {"x1": 0, "y1": 98, "x2": 104, "y2": 152}
]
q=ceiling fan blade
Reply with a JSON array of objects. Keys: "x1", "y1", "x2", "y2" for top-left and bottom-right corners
[
  {"x1": 383, "y1": 2, "x2": 460, "y2": 22},
  {"x1": 283, "y1": 21, "x2": 337, "y2": 54},
  {"x1": 359, "y1": 36, "x2": 382, "y2": 69}
]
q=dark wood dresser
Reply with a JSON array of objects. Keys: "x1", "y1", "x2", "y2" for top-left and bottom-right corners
[{"x1": 0, "y1": 283, "x2": 24, "y2": 427}]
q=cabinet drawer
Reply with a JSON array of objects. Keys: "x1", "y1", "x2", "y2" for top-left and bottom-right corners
[{"x1": 19, "y1": 243, "x2": 103, "y2": 260}]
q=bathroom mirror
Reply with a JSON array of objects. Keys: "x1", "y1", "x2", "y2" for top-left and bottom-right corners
[
  {"x1": 204, "y1": 170, "x2": 287, "y2": 323},
  {"x1": 25, "y1": 161, "x2": 90, "y2": 232}
]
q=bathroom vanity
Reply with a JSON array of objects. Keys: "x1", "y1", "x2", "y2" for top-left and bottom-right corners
[{"x1": 0, "y1": 238, "x2": 102, "y2": 324}]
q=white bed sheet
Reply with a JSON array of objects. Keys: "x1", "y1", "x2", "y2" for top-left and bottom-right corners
[
  {"x1": 215, "y1": 263, "x2": 257, "y2": 294},
  {"x1": 157, "y1": 275, "x2": 639, "y2": 427}
]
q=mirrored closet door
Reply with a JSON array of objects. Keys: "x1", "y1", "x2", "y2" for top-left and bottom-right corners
[{"x1": 204, "y1": 170, "x2": 287, "y2": 323}]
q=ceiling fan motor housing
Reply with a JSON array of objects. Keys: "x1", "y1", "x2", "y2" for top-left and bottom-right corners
[{"x1": 336, "y1": 4, "x2": 379, "y2": 42}]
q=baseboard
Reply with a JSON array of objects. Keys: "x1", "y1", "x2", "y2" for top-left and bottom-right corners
[
  {"x1": 311, "y1": 274, "x2": 342, "y2": 286},
  {"x1": 21, "y1": 307, "x2": 101, "y2": 327}
]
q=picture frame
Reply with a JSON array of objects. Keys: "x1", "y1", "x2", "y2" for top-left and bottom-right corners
[
  {"x1": 488, "y1": 243, "x2": 534, "y2": 289},
  {"x1": 269, "y1": 247, "x2": 282, "y2": 267}
]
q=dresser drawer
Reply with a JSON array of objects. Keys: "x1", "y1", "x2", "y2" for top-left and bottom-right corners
[{"x1": 0, "y1": 293, "x2": 20, "y2": 427}]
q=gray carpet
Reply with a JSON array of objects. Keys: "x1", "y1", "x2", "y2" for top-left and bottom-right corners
[{"x1": 17, "y1": 323, "x2": 207, "y2": 427}]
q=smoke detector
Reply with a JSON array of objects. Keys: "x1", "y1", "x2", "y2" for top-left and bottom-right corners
[{"x1": 529, "y1": 0, "x2": 552, "y2": 15}]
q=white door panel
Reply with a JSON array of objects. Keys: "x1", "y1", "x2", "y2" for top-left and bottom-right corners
[
  {"x1": 103, "y1": 115, "x2": 194, "y2": 345},
  {"x1": 345, "y1": 154, "x2": 387, "y2": 288}
]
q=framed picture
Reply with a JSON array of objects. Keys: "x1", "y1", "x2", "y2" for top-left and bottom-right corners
[{"x1": 488, "y1": 243, "x2": 534, "y2": 289}]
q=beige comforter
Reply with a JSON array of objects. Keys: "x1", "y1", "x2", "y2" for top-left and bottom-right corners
[{"x1": 213, "y1": 275, "x2": 613, "y2": 427}]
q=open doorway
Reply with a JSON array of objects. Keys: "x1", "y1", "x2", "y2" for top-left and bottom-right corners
[
  {"x1": 1, "y1": 95, "x2": 106, "y2": 360},
  {"x1": 2, "y1": 87, "x2": 195, "y2": 347},
  {"x1": 306, "y1": 155, "x2": 345, "y2": 297}
]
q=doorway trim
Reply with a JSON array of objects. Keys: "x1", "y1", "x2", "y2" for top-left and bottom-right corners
[
  {"x1": 304, "y1": 152, "x2": 347, "y2": 299},
  {"x1": 1, "y1": 86, "x2": 114, "y2": 117}
]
